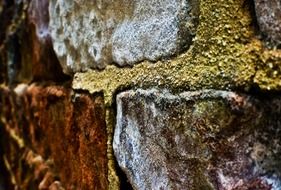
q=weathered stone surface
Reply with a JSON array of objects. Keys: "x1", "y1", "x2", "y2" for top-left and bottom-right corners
[
  {"x1": 0, "y1": 87, "x2": 60, "y2": 189},
  {"x1": 1, "y1": 0, "x2": 281, "y2": 189},
  {"x1": 0, "y1": 0, "x2": 68, "y2": 85},
  {"x1": 254, "y1": 0, "x2": 281, "y2": 45},
  {"x1": 27, "y1": 0, "x2": 68, "y2": 81},
  {"x1": 0, "y1": 85, "x2": 108, "y2": 190},
  {"x1": 49, "y1": 0, "x2": 198, "y2": 73},
  {"x1": 111, "y1": 0, "x2": 198, "y2": 66},
  {"x1": 113, "y1": 89, "x2": 281, "y2": 190}
]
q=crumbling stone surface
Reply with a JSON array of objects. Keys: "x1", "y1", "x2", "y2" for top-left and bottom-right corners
[
  {"x1": 49, "y1": 0, "x2": 199, "y2": 73},
  {"x1": 254, "y1": 0, "x2": 281, "y2": 45},
  {"x1": 114, "y1": 89, "x2": 281, "y2": 190},
  {"x1": 0, "y1": 85, "x2": 108, "y2": 190}
]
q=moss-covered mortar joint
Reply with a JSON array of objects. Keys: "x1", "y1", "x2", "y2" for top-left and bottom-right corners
[
  {"x1": 254, "y1": 50, "x2": 281, "y2": 90},
  {"x1": 106, "y1": 108, "x2": 120, "y2": 190},
  {"x1": 73, "y1": 0, "x2": 281, "y2": 106}
]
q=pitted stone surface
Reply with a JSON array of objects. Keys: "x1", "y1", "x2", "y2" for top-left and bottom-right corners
[
  {"x1": 49, "y1": 0, "x2": 198, "y2": 73},
  {"x1": 113, "y1": 89, "x2": 281, "y2": 190},
  {"x1": 254, "y1": 0, "x2": 281, "y2": 45}
]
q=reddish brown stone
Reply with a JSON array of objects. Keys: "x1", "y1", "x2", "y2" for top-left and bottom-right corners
[
  {"x1": 0, "y1": 0, "x2": 68, "y2": 85},
  {"x1": 26, "y1": 0, "x2": 68, "y2": 81},
  {"x1": 0, "y1": 85, "x2": 108, "y2": 190}
]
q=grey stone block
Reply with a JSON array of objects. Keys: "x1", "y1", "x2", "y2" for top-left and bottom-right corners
[
  {"x1": 49, "y1": 0, "x2": 198, "y2": 74},
  {"x1": 113, "y1": 89, "x2": 281, "y2": 189},
  {"x1": 254, "y1": 0, "x2": 281, "y2": 45}
]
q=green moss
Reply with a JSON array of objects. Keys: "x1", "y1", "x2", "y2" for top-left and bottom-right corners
[{"x1": 254, "y1": 50, "x2": 281, "y2": 90}]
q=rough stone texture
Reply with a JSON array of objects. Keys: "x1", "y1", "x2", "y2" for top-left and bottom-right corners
[
  {"x1": 0, "y1": 85, "x2": 108, "y2": 190},
  {"x1": 0, "y1": 87, "x2": 61, "y2": 189},
  {"x1": 111, "y1": 0, "x2": 198, "y2": 66},
  {"x1": 27, "y1": 0, "x2": 68, "y2": 81},
  {"x1": 0, "y1": 0, "x2": 68, "y2": 85},
  {"x1": 254, "y1": 50, "x2": 281, "y2": 91},
  {"x1": 1, "y1": 0, "x2": 281, "y2": 190},
  {"x1": 49, "y1": 0, "x2": 199, "y2": 73},
  {"x1": 254, "y1": 0, "x2": 281, "y2": 46},
  {"x1": 114, "y1": 89, "x2": 281, "y2": 190}
]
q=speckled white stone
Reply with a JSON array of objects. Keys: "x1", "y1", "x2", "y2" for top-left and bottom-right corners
[{"x1": 49, "y1": 0, "x2": 199, "y2": 73}]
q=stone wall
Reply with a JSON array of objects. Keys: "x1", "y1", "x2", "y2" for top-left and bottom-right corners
[{"x1": 0, "y1": 0, "x2": 281, "y2": 189}]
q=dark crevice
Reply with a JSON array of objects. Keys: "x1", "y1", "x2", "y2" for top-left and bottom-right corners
[
  {"x1": 244, "y1": 0, "x2": 260, "y2": 37},
  {"x1": 115, "y1": 161, "x2": 134, "y2": 190},
  {"x1": 0, "y1": 124, "x2": 13, "y2": 190},
  {"x1": 110, "y1": 92, "x2": 134, "y2": 190},
  {"x1": 248, "y1": 88, "x2": 281, "y2": 100}
]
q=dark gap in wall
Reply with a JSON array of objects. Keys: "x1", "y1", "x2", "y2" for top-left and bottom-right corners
[
  {"x1": 233, "y1": 81, "x2": 281, "y2": 102},
  {"x1": 0, "y1": 124, "x2": 13, "y2": 190},
  {"x1": 115, "y1": 163, "x2": 134, "y2": 190},
  {"x1": 244, "y1": 0, "x2": 260, "y2": 37},
  {"x1": 7, "y1": 34, "x2": 21, "y2": 86},
  {"x1": 0, "y1": 55, "x2": 5, "y2": 84},
  {"x1": 249, "y1": 88, "x2": 281, "y2": 100},
  {"x1": 112, "y1": 157, "x2": 135, "y2": 189}
]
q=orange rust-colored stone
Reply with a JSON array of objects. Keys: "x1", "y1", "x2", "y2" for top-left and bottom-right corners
[{"x1": 0, "y1": 85, "x2": 108, "y2": 190}]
